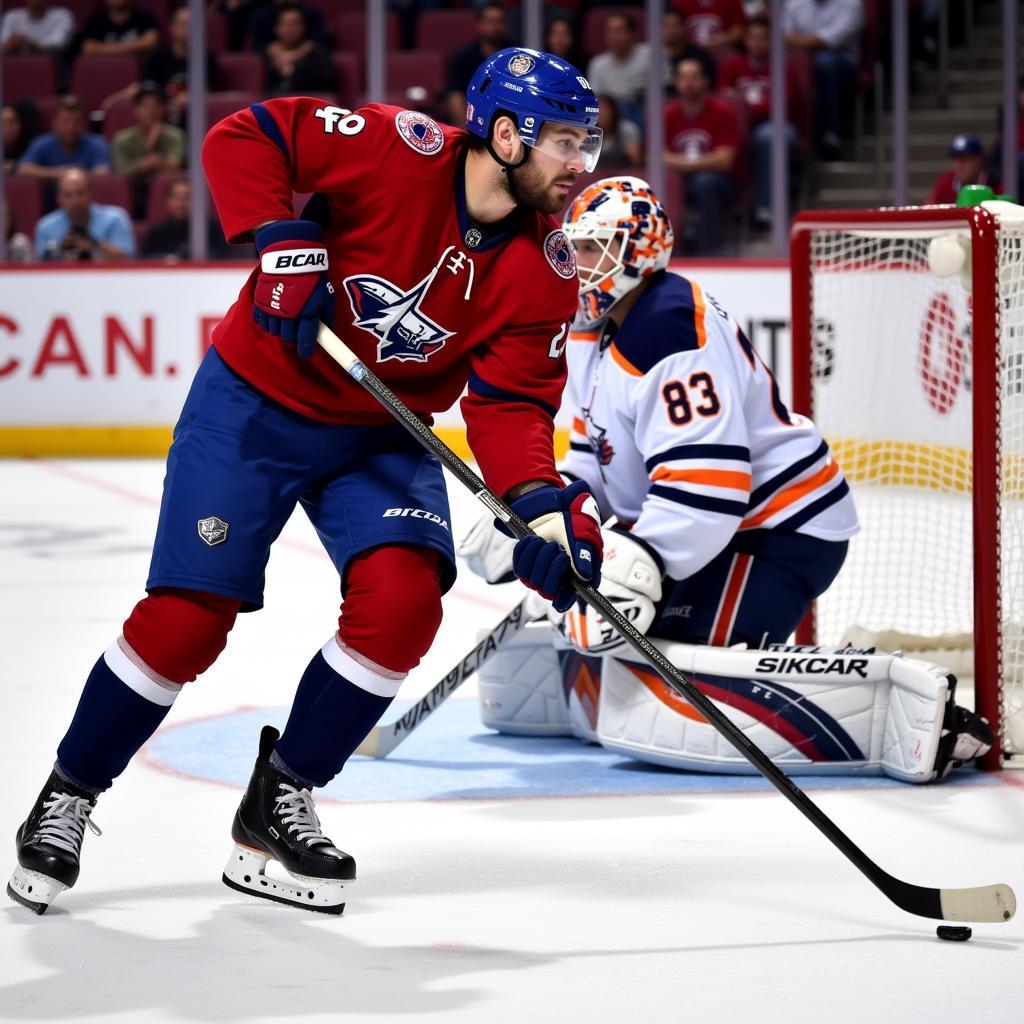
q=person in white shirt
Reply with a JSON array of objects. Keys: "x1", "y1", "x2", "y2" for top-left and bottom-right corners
[
  {"x1": 586, "y1": 12, "x2": 651, "y2": 131},
  {"x1": 784, "y1": 0, "x2": 864, "y2": 159},
  {"x1": 1, "y1": 0, "x2": 73, "y2": 55},
  {"x1": 460, "y1": 175, "x2": 994, "y2": 783}
]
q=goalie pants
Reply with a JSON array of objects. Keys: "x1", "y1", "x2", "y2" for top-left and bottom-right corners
[{"x1": 652, "y1": 530, "x2": 848, "y2": 647}]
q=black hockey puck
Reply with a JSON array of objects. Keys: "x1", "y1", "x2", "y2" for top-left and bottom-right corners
[{"x1": 936, "y1": 925, "x2": 972, "y2": 942}]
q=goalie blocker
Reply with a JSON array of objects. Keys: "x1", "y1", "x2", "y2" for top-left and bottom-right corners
[{"x1": 477, "y1": 627, "x2": 993, "y2": 783}]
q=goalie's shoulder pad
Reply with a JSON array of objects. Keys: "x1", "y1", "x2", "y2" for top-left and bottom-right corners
[
  {"x1": 601, "y1": 525, "x2": 663, "y2": 602},
  {"x1": 610, "y1": 273, "x2": 714, "y2": 375}
]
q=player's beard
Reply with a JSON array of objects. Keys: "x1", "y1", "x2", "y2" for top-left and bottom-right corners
[{"x1": 505, "y1": 153, "x2": 575, "y2": 215}]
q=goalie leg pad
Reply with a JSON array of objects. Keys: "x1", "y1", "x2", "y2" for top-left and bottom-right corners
[
  {"x1": 598, "y1": 641, "x2": 975, "y2": 782},
  {"x1": 478, "y1": 622, "x2": 599, "y2": 741}
]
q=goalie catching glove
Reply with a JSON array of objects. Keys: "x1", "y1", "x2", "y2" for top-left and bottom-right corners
[
  {"x1": 500, "y1": 480, "x2": 603, "y2": 613},
  {"x1": 556, "y1": 526, "x2": 663, "y2": 653},
  {"x1": 253, "y1": 220, "x2": 335, "y2": 357}
]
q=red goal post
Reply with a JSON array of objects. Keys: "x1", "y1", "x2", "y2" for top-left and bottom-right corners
[{"x1": 789, "y1": 205, "x2": 1022, "y2": 770}]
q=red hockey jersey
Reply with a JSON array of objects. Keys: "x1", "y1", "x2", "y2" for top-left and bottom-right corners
[{"x1": 201, "y1": 98, "x2": 580, "y2": 498}]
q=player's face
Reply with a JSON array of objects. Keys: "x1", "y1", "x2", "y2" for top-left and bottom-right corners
[
  {"x1": 675, "y1": 61, "x2": 709, "y2": 103},
  {"x1": 508, "y1": 125, "x2": 588, "y2": 214}
]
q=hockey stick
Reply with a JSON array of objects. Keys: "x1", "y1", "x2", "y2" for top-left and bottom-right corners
[
  {"x1": 317, "y1": 322, "x2": 1015, "y2": 925},
  {"x1": 355, "y1": 597, "x2": 534, "y2": 758}
]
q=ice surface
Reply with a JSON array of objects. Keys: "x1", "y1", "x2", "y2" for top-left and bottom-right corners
[{"x1": 1, "y1": 459, "x2": 1021, "y2": 1024}]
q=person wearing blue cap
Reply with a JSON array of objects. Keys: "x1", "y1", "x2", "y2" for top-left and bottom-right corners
[{"x1": 925, "y1": 132, "x2": 991, "y2": 205}]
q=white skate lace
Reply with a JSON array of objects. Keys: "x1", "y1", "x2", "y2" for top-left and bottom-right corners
[
  {"x1": 34, "y1": 792, "x2": 102, "y2": 856},
  {"x1": 274, "y1": 785, "x2": 333, "y2": 847}
]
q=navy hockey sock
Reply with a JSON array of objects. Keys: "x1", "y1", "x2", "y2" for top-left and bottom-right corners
[
  {"x1": 275, "y1": 644, "x2": 398, "y2": 787},
  {"x1": 56, "y1": 642, "x2": 180, "y2": 792}
]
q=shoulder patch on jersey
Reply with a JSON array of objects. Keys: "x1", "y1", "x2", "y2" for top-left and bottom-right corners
[
  {"x1": 544, "y1": 230, "x2": 577, "y2": 280},
  {"x1": 612, "y1": 274, "x2": 710, "y2": 375},
  {"x1": 394, "y1": 110, "x2": 444, "y2": 155}
]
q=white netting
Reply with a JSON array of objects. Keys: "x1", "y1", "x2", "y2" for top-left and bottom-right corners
[{"x1": 802, "y1": 211, "x2": 1024, "y2": 758}]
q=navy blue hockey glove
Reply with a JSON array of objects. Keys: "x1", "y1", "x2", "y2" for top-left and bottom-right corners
[
  {"x1": 502, "y1": 480, "x2": 603, "y2": 613},
  {"x1": 253, "y1": 220, "x2": 334, "y2": 358}
]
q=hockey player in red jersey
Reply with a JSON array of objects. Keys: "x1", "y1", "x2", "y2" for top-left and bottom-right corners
[{"x1": 7, "y1": 49, "x2": 605, "y2": 916}]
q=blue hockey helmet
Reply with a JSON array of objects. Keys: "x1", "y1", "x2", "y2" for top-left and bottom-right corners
[{"x1": 465, "y1": 48, "x2": 603, "y2": 171}]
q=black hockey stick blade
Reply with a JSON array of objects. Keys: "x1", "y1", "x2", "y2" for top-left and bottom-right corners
[{"x1": 316, "y1": 323, "x2": 1017, "y2": 925}]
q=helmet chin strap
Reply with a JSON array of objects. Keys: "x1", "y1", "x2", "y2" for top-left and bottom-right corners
[{"x1": 487, "y1": 137, "x2": 531, "y2": 173}]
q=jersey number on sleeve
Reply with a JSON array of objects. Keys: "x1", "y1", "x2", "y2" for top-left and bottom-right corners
[
  {"x1": 662, "y1": 373, "x2": 721, "y2": 425},
  {"x1": 315, "y1": 107, "x2": 366, "y2": 136}
]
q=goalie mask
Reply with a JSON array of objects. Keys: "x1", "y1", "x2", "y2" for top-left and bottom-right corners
[{"x1": 563, "y1": 176, "x2": 674, "y2": 323}]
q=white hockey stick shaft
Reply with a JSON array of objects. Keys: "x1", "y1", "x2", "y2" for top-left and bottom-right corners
[{"x1": 355, "y1": 597, "x2": 533, "y2": 758}]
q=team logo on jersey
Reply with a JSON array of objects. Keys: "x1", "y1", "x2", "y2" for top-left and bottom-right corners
[
  {"x1": 581, "y1": 405, "x2": 615, "y2": 466},
  {"x1": 464, "y1": 227, "x2": 482, "y2": 249},
  {"x1": 508, "y1": 54, "x2": 536, "y2": 77},
  {"x1": 344, "y1": 272, "x2": 453, "y2": 364},
  {"x1": 197, "y1": 516, "x2": 229, "y2": 547},
  {"x1": 395, "y1": 110, "x2": 444, "y2": 155},
  {"x1": 544, "y1": 230, "x2": 577, "y2": 279}
]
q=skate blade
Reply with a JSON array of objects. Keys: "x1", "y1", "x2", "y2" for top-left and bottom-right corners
[
  {"x1": 7, "y1": 866, "x2": 68, "y2": 915},
  {"x1": 222, "y1": 844, "x2": 350, "y2": 915}
]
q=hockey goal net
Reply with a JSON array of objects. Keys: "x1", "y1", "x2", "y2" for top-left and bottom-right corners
[{"x1": 790, "y1": 204, "x2": 1024, "y2": 769}]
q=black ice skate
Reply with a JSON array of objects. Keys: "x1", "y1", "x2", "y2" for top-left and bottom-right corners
[
  {"x1": 7, "y1": 771, "x2": 101, "y2": 914},
  {"x1": 222, "y1": 725, "x2": 355, "y2": 914}
]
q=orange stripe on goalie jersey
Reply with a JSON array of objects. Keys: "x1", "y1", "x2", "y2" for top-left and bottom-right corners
[
  {"x1": 740, "y1": 460, "x2": 841, "y2": 530},
  {"x1": 609, "y1": 341, "x2": 643, "y2": 377},
  {"x1": 572, "y1": 416, "x2": 586, "y2": 435},
  {"x1": 570, "y1": 330, "x2": 601, "y2": 343},
  {"x1": 689, "y1": 280, "x2": 709, "y2": 349},
  {"x1": 650, "y1": 467, "x2": 752, "y2": 491}
]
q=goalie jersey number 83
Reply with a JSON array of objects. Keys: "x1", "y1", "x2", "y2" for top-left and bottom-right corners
[{"x1": 561, "y1": 271, "x2": 860, "y2": 585}]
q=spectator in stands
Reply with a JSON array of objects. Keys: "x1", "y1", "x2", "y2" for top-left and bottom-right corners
[
  {"x1": 664, "y1": 8, "x2": 716, "y2": 86},
  {"x1": 5, "y1": 204, "x2": 34, "y2": 263},
  {"x1": 664, "y1": 56, "x2": 740, "y2": 255},
  {"x1": 35, "y1": 166, "x2": 134, "y2": 260},
  {"x1": 1, "y1": 0, "x2": 73, "y2": 55},
  {"x1": 587, "y1": 11, "x2": 650, "y2": 130},
  {"x1": 544, "y1": 16, "x2": 588, "y2": 74},
  {"x1": 264, "y1": 3, "x2": 335, "y2": 98},
  {"x1": 925, "y1": 133, "x2": 992, "y2": 206},
  {"x1": 445, "y1": 2, "x2": 512, "y2": 127},
  {"x1": 112, "y1": 82, "x2": 185, "y2": 218},
  {"x1": 673, "y1": 0, "x2": 746, "y2": 50},
  {"x1": 141, "y1": 178, "x2": 238, "y2": 262},
  {"x1": 141, "y1": 7, "x2": 218, "y2": 126},
  {"x1": 719, "y1": 15, "x2": 800, "y2": 227},
  {"x1": 389, "y1": 1, "x2": 443, "y2": 53},
  {"x1": 784, "y1": 0, "x2": 863, "y2": 161},
  {"x1": 596, "y1": 94, "x2": 642, "y2": 168},
  {"x1": 219, "y1": 0, "x2": 261, "y2": 53},
  {"x1": 249, "y1": 0, "x2": 326, "y2": 56},
  {"x1": 3, "y1": 101, "x2": 43, "y2": 174},
  {"x1": 81, "y1": 0, "x2": 160, "y2": 57},
  {"x1": 16, "y1": 96, "x2": 111, "y2": 181}
]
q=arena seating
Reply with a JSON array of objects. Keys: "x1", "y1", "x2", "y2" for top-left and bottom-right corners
[{"x1": 3, "y1": 56, "x2": 57, "y2": 105}]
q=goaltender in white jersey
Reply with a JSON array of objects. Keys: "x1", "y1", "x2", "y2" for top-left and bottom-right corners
[{"x1": 461, "y1": 176, "x2": 993, "y2": 783}]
